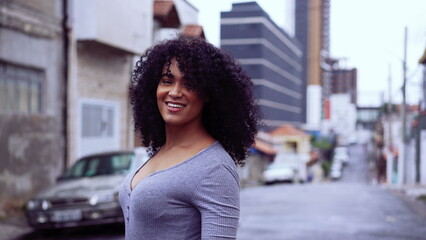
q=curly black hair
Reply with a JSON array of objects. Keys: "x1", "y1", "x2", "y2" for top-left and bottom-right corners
[{"x1": 130, "y1": 37, "x2": 259, "y2": 166}]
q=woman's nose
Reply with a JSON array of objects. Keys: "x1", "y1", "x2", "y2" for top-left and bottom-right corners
[{"x1": 168, "y1": 83, "x2": 183, "y2": 97}]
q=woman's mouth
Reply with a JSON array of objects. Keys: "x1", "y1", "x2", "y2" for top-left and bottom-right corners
[{"x1": 166, "y1": 102, "x2": 186, "y2": 111}]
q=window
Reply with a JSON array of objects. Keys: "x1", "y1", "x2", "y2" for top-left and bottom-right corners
[
  {"x1": 82, "y1": 103, "x2": 115, "y2": 137},
  {"x1": 0, "y1": 61, "x2": 43, "y2": 114}
]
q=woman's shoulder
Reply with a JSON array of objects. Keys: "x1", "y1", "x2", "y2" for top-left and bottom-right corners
[{"x1": 196, "y1": 141, "x2": 236, "y2": 168}]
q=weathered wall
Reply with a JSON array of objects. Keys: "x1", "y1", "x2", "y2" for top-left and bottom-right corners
[
  {"x1": 77, "y1": 40, "x2": 133, "y2": 149},
  {"x1": 0, "y1": 115, "x2": 63, "y2": 215},
  {"x1": 67, "y1": 41, "x2": 133, "y2": 165},
  {"x1": 0, "y1": 0, "x2": 64, "y2": 216}
]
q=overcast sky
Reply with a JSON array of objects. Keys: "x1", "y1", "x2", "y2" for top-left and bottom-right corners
[{"x1": 188, "y1": 0, "x2": 426, "y2": 106}]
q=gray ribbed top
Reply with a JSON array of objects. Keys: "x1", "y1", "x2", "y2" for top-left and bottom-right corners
[{"x1": 119, "y1": 141, "x2": 240, "y2": 240}]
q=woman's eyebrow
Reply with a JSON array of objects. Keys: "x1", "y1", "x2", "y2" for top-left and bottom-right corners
[{"x1": 161, "y1": 72, "x2": 173, "y2": 78}]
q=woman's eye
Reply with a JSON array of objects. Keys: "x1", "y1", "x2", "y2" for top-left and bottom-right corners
[{"x1": 160, "y1": 79, "x2": 172, "y2": 85}]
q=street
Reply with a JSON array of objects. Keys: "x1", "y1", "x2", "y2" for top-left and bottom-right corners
[
  {"x1": 11, "y1": 145, "x2": 426, "y2": 240},
  {"x1": 237, "y1": 145, "x2": 426, "y2": 240}
]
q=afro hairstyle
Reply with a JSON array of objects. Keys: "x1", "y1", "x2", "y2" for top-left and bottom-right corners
[{"x1": 130, "y1": 37, "x2": 259, "y2": 166}]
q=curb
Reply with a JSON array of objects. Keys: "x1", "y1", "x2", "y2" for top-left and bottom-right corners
[{"x1": 386, "y1": 187, "x2": 426, "y2": 219}]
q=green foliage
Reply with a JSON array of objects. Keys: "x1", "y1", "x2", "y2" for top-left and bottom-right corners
[
  {"x1": 380, "y1": 103, "x2": 398, "y2": 114},
  {"x1": 321, "y1": 161, "x2": 332, "y2": 177},
  {"x1": 418, "y1": 195, "x2": 426, "y2": 204},
  {"x1": 311, "y1": 137, "x2": 332, "y2": 150}
]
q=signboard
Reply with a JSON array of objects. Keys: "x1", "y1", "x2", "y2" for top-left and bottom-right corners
[{"x1": 324, "y1": 99, "x2": 330, "y2": 120}]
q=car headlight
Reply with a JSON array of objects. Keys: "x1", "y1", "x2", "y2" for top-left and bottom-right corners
[
  {"x1": 27, "y1": 199, "x2": 51, "y2": 210},
  {"x1": 27, "y1": 200, "x2": 41, "y2": 210},
  {"x1": 89, "y1": 193, "x2": 117, "y2": 205},
  {"x1": 41, "y1": 200, "x2": 51, "y2": 210}
]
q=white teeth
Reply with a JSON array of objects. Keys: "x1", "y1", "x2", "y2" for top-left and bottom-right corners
[{"x1": 167, "y1": 103, "x2": 184, "y2": 108}]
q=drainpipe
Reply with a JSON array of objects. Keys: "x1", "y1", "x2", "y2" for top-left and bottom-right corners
[{"x1": 62, "y1": 0, "x2": 69, "y2": 173}]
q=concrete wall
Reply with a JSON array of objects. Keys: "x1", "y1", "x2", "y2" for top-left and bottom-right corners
[
  {"x1": 306, "y1": 85, "x2": 322, "y2": 130},
  {"x1": 330, "y1": 93, "x2": 356, "y2": 141},
  {"x1": 67, "y1": 0, "x2": 154, "y2": 164},
  {"x1": 72, "y1": 0, "x2": 153, "y2": 55},
  {"x1": 0, "y1": 115, "x2": 63, "y2": 215},
  {"x1": 174, "y1": 0, "x2": 198, "y2": 25},
  {"x1": 0, "y1": 0, "x2": 64, "y2": 216},
  {"x1": 153, "y1": 0, "x2": 199, "y2": 43},
  {"x1": 67, "y1": 41, "x2": 134, "y2": 165}
]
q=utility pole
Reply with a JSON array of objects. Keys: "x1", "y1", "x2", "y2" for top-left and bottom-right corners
[
  {"x1": 388, "y1": 64, "x2": 393, "y2": 148},
  {"x1": 387, "y1": 64, "x2": 395, "y2": 184},
  {"x1": 399, "y1": 27, "x2": 408, "y2": 185}
]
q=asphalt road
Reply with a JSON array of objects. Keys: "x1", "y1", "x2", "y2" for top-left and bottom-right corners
[
  {"x1": 13, "y1": 224, "x2": 124, "y2": 240},
  {"x1": 14, "y1": 145, "x2": 426, "y2": 240},
  {"x1": 237, "y1": 145, "x2": 426, "y2": 240}
]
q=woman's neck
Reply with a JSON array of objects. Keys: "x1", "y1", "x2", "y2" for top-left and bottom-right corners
[{"x1": 163, "y1": 122, "x2": 214, "y2": 150}]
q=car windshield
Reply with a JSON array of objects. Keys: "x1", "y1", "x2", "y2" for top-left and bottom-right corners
[{"x1": 62, "y1": 153, "x2": 134, "y2": 179}]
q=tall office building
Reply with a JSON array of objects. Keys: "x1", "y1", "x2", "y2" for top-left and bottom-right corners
[
  {"x1": 221, "y1": 2, "x2": 304, "y2": 131},
  {"x1": 331, "y1": 68, "x2": 357, "y2": 104},
  {"x1": 295, "y1": 0, "x2": 331, "y2": 132}
]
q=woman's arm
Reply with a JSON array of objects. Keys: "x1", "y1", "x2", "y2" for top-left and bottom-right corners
[{"x1": 192, "y1": 163, "x2": 240, "y2": 239}]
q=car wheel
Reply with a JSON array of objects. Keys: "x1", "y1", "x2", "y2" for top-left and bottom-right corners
[{"x1": 264, "y1": 181, "x2": 274, "y2": 185}]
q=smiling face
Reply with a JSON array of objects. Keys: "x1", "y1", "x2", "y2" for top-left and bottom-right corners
[{"x1": 156, "y1": 58, "x2": 206, "y2": 128}]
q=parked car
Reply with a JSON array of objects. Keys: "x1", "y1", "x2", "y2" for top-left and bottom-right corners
[
  {"x1": 333, "y1": 146, "x2": 349, "y2": 165},
  {"x1": 25, "y1": 148, "x2": 149, "y2": 230},
  {"x1": 331, "y1": 160, "x2": 343, "y2": 171},
  {"x1": 330, "y1": 147, "x2": 348, "y2": 180},
  {"x1": 330, "y1": 168, "x2": 342, "y2": 180},
  {"x1": 263, "y1": 162, "x2": 298, "y2": 184},
  {"x1": 269, "y1": 152, "x2": 308, "y2": 183}
]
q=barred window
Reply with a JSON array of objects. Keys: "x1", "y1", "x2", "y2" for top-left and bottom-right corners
[{"x1": 0, "y1": 61, "x2": 43, "y2": 114}]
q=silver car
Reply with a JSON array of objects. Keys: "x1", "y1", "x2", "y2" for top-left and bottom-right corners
[{"x1": 25, "y1": 149, "x2": 148, "y2": 229}]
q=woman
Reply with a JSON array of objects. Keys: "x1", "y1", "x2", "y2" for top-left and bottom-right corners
[{"x1": 119, "y1": 37, "x2": 258, "y2": 239}]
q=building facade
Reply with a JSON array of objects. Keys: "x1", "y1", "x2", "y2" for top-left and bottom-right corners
[
  {"x1": 331, "y1": 68, "x2": 357, "y2": 104},
  {"x1": 295, "y1": 0, "x2": 331, "y2": 133},
  {"x1": 153, "y1": 0, "x2": 204, "y2": 42},
  {"x1": 420, "y1": 50, "x2": 426, "y2": 184},
  {"x1": 67, "y1": 0, "x2": 154, "y2": 164},
  {"x1": 356, "y1": 107, "x2": 380, "y2": 131},
  {"x1": 0, "y1": 0, "x2": 207, "y2": 216},
  {"x1": 221, "y1": 2, "x2": 304, "y2": 131},
  {"x1": 0, "y1": 0, "x2": 66, "y2": 216},
  {"x1": 329, "y1": 93, "x2": 357, "y2": 144}
]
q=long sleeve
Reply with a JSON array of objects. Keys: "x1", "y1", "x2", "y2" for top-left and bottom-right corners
[{"x1": 192, "y1": 163, "x2": 240, "y2": 239}]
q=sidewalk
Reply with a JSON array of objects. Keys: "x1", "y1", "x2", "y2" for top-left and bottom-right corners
[
  {"x1": 0, "y1": 215, "x2": 32, "y2": 240},
  {"x1": 385, "y1": 184, "x2": 426, "y2": 218}
]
